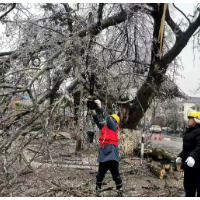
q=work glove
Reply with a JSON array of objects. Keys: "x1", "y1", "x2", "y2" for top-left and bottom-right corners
[
  {"x1": 185, "y1": 156, "x2": 195, "y2": 167},
  {"x1": 176, "y1": 157, "x2": 182, "y2": 163},
  {"x1": 94, "y1": 99, "x2": 101, "y2": 108}
]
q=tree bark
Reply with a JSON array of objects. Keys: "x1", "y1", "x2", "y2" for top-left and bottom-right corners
[
  {"x1": 121, "y1": 4, "x2": 164, "y2": 129},
  {"x1": 134, "y1": 147, "x2": 176, "y2": 161},
  {"x1": 75, "y1": 140, "x2": 82, "y2": 152},
  {"x1": 147, "y1": 149, "x2": 176, "y2": 161},
  {"x1": 146, "y1": 162, "x2": 166, "y2": 179},
  {"x1": 0, "y1": 4, "x2": 16, "y2": 20}
]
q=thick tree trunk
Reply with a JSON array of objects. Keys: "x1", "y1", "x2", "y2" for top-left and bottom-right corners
[
  {"x1": 121, "y1": 4, "x2": 165, "y2": 129},
  {"x1": 74, "y1": 88, "x2": 83, "y2": 154},
  {"x1": 121, "y1": 4, "x2": 200, "y2": 129}
]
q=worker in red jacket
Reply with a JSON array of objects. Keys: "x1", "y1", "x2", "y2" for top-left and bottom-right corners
[{"x1": 92, "y1": 99, "x2": 123, "y2": 196}]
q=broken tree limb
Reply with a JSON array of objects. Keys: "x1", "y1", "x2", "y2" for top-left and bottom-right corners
[
  {"x1": 162, "y1": 164, "x2": 171, "y2": 171},
  {"x1": 146, "y1": 162, "x2": 166, "y2": 179},
  {"x1": 167, "y1": 168, "x2": 175, "y2": 179},
  {"x1": 134, "y1": 147, "x2": 176, "y2": 161},
  {"x1": 147, "y1": 149, "x2": 176, "y2": 161},
  {"x1": 176, "y1": 163, "x2": 183, "y2": 172}
]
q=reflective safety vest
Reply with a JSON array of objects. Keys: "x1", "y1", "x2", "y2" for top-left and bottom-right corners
[{"x1": 100, "y1": 126, "x2": 119, "y2": 147}]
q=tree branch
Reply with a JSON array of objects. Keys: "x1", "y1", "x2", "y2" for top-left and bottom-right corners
[
  {"x1": 0, "y1": 83, "x2": 27, "y2": 90},
  {"x1": 77, "y1": 5, "x2": 142, "y2": 37},
  {"x1": 62, "y1": 3, "x2": 73, "y2": 33},
  {"x1": 165, "y1": 7, "x2": 183, "y2": 38},
  {"x1": 107, "y1": 59, "x2": 150, "y2": 69},
  {"x1": 27, "y1": 21, "x2": 65, "y2": 36},
  {"x1": 0, "y1": 89, "x2": 28, "y2": 96},
  {"x1": 5, "y1": 68, "x2": 40, "y2": 77},
  {"x1": 172, "y1": 3, "x2": 191, "y2": 24},
  {"x1": 97, "y1": 3, "x2": 104, "y2": 28},
  {"x1": 0, "y1": 51, "x2": 15, "y2": 57},
  {"x1": 0, "y1": 3, "x2": 16, "y2": 21},
  {"x1": 28, "y1": 66, "x2": 52, "y2": 88},
  {"x1": 162, "y1": 12, "x2": 200, "y2": 67}
]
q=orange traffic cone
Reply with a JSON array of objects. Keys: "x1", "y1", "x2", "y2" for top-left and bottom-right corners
[
  {"x1": 159, "y1": 134, "x2": 162, "y2": 140},
  {"x1": 154, "y1": 133, "x2": 157, "y2": 140}
]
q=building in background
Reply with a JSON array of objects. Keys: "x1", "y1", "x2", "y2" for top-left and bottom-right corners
[{"x1": 178, "y1": 97, "x2": 200, "y2": 121}]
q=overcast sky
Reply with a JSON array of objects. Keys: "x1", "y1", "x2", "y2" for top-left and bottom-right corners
[{"x1": 174, "y1": 3, "x2": 200, "y2": 97}]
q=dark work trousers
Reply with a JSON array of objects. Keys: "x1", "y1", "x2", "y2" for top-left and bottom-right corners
[
  {"x1": 184, "y1": 169, "x2": 200, "y2": 197},
  {"x1": 96, "y1": 161, "x2": 122, "y2": 190}
]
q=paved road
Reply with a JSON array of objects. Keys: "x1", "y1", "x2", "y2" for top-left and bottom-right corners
[{"x1": 150, "y1": 133, "x2": 183, "y2": 150}]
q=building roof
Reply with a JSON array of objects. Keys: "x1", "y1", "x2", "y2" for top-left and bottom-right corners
[{"x1": 183, "y1": 97, "x2": 200, "y2": 103}]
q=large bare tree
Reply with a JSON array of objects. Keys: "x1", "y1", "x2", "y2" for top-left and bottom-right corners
[
  {"x1": 0, "y1": 3, "x2": 200, "y2": 148},
  {"x1": 1, "y1": 3, "x2": 200, "y2": 196}
]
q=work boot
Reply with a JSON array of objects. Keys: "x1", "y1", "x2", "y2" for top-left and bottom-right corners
[
  {"x1": 96, "y1": 186, "x2": 102, "y2": 197},
  {"x1": 117, "y1": 188, "x2": 123, "y2": 197}
]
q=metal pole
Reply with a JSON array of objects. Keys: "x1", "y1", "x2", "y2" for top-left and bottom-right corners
[
  {"x1": 141, "y1": 115, "x2": 146, "y2": 159},
  {"x1": 141, "y1": 132, "x2": 145, "y2": 159}
]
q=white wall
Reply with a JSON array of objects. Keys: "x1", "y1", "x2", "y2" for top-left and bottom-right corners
[{"x1": 183, "y1": 102, "x2": 195, "y2": 121}]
